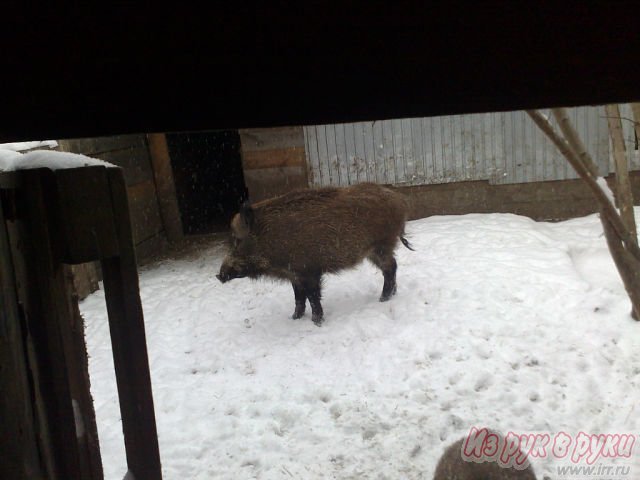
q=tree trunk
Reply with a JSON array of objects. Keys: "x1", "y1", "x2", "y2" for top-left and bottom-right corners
[{"x1": 605, "y1": 104, "x2": 637, "y2": 241}]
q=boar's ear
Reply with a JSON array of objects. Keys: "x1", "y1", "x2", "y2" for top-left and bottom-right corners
[{"x1": 231, "y1": 201, "x2": 254, "y2": 239}]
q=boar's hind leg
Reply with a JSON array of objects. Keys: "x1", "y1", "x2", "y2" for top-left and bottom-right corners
[
  {"x1": 302, "y1": 274, "x2": 324, "y2": 326},
  {"x1": 291, "y1": 281, "x2": 306, "y2": 319},
  {"x1": 369, "y1": 251, "x2": 397, "y2": 302}
]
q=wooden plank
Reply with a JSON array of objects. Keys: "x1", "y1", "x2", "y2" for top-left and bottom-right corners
[
  {"x1": 134, "y1": 233, "x2": 170, "y2": 264},
  {"x1": 96, "y1": 145, "x2": 154, "y2": 186},
  {"x1": 363, "y1": 121, "x2": 376, "y2": 184},
  {"x1": 344, "y1": 123, "x2": 358, "y2": 184},
  {"x1": 102, "y1": 168, "x2": 162, "y2": 480},
  {"x1": 351, "y1": 122, "x2": 365, "y2": 184},
  {"x1": 316, "y1": 125, "x2": 332, "y2": 186},
  {"x1": 70, "y1": 262, "x2": 100, "y2": 301},
  {"x1": 239, "y1": 127, "x2": 305, "y2": 151},
  {"x1": 335, "y1": 123, "x2": 349, "y2": 185},
  {"x1": 411, "y1": 118, "x2": 424, "y2": 182},
  {"x1": 147, "y1": 133, "x2": 184, "y2": 242},
  {"x1": 18, "y1": 168, "x2": 104, "y2": 479},
  {"x1": 401, "y1": 118, "x2": 413, "y2": 183},
  {"x1": 0, "y1": 188, "x2": 45, "y2": 479},
  {"x1": 303, "y1": 126, "x2": 321, "y2": 186},
  {"x1": 58, "y1": 135, "x2": 146, "y2": 156},
  {"x1": 243, "y1": 167, "x2": 309, "y2": 202},
  {"x1": 126, "y1": 180, "x2": 163, "y2": 247},
  {"x1": 242, "y1": 146, "x2": 306, "y2": 170},
  {"x1": 54, "y1": 167, "x2": 120, "y2": 264}
]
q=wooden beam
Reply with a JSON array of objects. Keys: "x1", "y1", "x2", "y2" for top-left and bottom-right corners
[
  {"x1": 147, "y1": 133, "x2": 184, "y2": 242},
  {"x1": 0, "y1": 186, "x2": 45, "y2": 479},
  {"x1": 17, "y1": 169, "x2": 105, "y2": 479},
  {"x1": 242, "y1": 147, "x2": 306, "y2": 170},
  {"x1": 101, "y1": 168, "x2": 162, "y2": 480}
]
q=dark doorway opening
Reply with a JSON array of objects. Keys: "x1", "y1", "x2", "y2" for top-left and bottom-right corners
[{"x1": 166, "y1": 131, "x2": 248, "y2": 235}]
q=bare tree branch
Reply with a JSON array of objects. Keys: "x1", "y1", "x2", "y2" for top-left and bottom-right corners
[
  {"x1": 552, "y1": 108, "x2": 599, "y2": 176},
  {"x1": 526, "y1": 109, "x2": 640, "y2": 261}
]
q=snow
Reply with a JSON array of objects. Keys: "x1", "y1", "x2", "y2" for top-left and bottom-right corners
[
  {"x1": 596, "y1": 176, "x2": 617, "y2": 208},
  {"x1": 81, "y1": 211, "x2": 640, "y2": 479},
  {"x1": 0, "y1": 149, "x2": 115, "y2": 172},
  {"x1": 0, "y1": 140, "x2": 58, "y2": 151}
]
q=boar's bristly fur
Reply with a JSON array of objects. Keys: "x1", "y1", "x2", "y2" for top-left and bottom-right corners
[{"x1": 217, "y1": 182, "x2": 413, "y2": 326}]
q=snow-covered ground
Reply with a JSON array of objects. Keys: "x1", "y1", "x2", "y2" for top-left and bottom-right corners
[{"x1": 81, "y1": 211, "x2": 640, "y2": 479}]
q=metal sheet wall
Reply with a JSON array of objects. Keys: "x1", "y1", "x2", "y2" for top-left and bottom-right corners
[{"x1": 304, "y1": 107, "x2": 638, "y2": 187}]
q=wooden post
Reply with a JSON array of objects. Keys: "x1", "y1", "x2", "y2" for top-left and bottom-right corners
[
  {"x1": 147, "y1": 133, "x2": 184, "y2": 242},
  {"x1": 1, "y1": 166, "x2": 163, "y2": 479},
  {"x1": 605, "y1": 104, "x2": 637, "y2": 241},
  {"x1": 0, "y1": 184, "x2": 45, "y2": 479},
  {"x1": 102, "y1": 168, "x2": 163, "y2": 480},
  {"x1": 11, "y1": 169, "x2": 105, "y2": 479}
]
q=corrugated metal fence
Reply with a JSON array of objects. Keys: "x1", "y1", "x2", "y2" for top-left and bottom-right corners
[{"x1": 304, "y1": 106, "x2": 638, "y2": 187}]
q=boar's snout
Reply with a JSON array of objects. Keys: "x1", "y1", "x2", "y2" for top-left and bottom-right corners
[{"x1": 217, "y1": 260, "x2": 245, "y2": 283}]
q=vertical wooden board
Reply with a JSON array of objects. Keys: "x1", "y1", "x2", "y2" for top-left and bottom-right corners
[
  {"x1": 363, "y1": 121, "x2": 376, "y2": 183},
  {"x1": 0, "y1": 193, "x2": 46, "y2": 480},
  {"x1": 619, "y1": 103, "x2": 637, "y2": 170},
  {"x1": 461, "y1": 114, "x2": 475, "y2": 180},
  {"x1": 17, "y1": 169, "x2": 105, "y2": 480},
  {"x1": 427, "y1": 117, "x2": 437, "y2": 181},
  {"x1": 334, "y1": 123, "x2": 350, "y2": 185},
  {"x1": 343, "y1": 123, "x2": 358, "y2": 184},
  {"x1": 455, "y1": 114, "x2": 465, "y2": 180},
  {"x1": 440, "y1": 115, "x2": 454, "y2": 181},
  {"x1": 104, "y1": 169, "x2": 162, "y2": 480},
  {"x1": 411, "y1": 118, "x2": 424, "y2": 183},
  {"x1": 352, "y1": 122, "x2": 367, "y2": 184},
  {"x1": 540, "y1": 109, "x2": 558, "y2": 181},
  {"x1": 460, "y1": 114, "x2": 470, "y2": 180},
  {"x1": 379, "y1": 120, "x2": 394, "y2": 184},
  {"x1": 372, "y1": 121, "x2": 385, "y2": 184},
  {"x1": 431, "y1": 116, "x2": 444, "y2": 182},
  {"x1": 325, "y1": 124, "x2": 341, "y2": 185},
  {"x1": 389, "y1": 119, "x2": 402, "y2": 183},
  {"x1": 401, "y1": 118, "x2": 414, "y2": 183},
  {"x1": 316, "y1": 125, "x2": 331, "y2": 186},
  {"x1": 147, "y1": 133, "x2": 184, "y2": 242},
  {"x1": 302, "y1": 127, "x2": 315, "y2": 186},
  {"x1": 482, "y1": 112, "x2": 492, "y2": 180},
  {"x1": 520, "y1": 112, "x2": 533, "y2": 182},
  {"x1": 481, "y1": 112, "x2": 493, "y2": 181},
  {"x1": 498, "y1": 111, "x2": 512, "y2": 183},
  {"x1": 592, "y1": 106, "x2": 609, "y2": 174},
  {"x1": 457, "y1": 114, "x2": 466, "y2": 180},
  {"x1": 528, "y1": 109, "x2": 541, "y2": 182}
]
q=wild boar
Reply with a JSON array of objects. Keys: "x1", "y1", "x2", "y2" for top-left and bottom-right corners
[
  {"x1": 216, "y1": 182, "x2": 413, "y2": 326},
  {"x1": 433, "y1": 433, "x2": 537, "y2": 479}
]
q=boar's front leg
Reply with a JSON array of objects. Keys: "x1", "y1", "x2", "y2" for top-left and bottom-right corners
[
  {"x1": 302, "y1": 274, "x2": 324, "y2": 326},
  {"x1": 291, "y1": 281, "x2": 306, "y2": 319}
]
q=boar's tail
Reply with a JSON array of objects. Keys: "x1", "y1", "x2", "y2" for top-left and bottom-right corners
[{"x1": 400, "y1": 235, "x2": 415, "y2": 251}]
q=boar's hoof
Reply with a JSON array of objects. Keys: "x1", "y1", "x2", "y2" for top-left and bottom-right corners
[
  {"x1": 379, "y1": 285, "x2": 397, "y2": 302},
  {"x1": 312, "y1": 314, "x2": 324, "y2": 326},
  {"x1": 292, "y1": 308, "x2": 305, "y2": 320}
]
